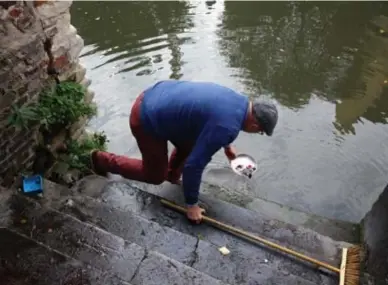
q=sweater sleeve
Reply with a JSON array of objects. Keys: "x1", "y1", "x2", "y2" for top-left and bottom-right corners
[{"x1": 182, "y1": 124, "x2": 236, "y2": 205}]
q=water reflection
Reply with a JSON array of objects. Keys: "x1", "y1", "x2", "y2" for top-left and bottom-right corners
[
  {"x1": 70, "y1": 1, "x2": 388, "y2": 222},
  {"x1": 71, "y1": 1, "x2": 193, "y2": 78},
  {"x1": 334, "y1": 15, "x2": 388, "y2": 134},
  {"x1": 218, "y1": 1, "x2": 388, "y2": 131}
]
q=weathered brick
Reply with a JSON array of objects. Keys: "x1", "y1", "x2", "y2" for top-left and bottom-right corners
[
  {"x1": 0, "y1": 125, "x2": 13, "y2": 142},
  {"x1": 0, "y1": 57, "x2": 12, "y2": 71},
  {"x1": 44, "y1": 25, "x2": 58, "y2": 38},
  {"x1": 13, "y1": 148, "x2": 33, "y2": 168},
  {"x1": 0, "y1": 71, "x2": 9, "y2": 83},
  {"x1": 0, "y1": 154, "x2": 12, "y2": 173},
  {"x1": 6, "y1": 136, "x2": 35, "y2": 160},
  {"x1": 27, "y1": 72, "x2": 46, "y2": 96},
  {"x1": 0, "y1": 89, "x2": 17, "y2": 111},
  {"x1": 11, "y1": 128, "x2": 36, "y2": 146},
  {"x1": 0, "y1": 139, "x2": 9, "y2": 151},
  {"x1": 0, "y1": 1, "x2": 16, "y2": 9},
  {"x1": 6, "y1": 126, "x2": 17, "y2": 139},
  {"x1": 0, "y1": 107, "x2": 11, "y2": 122},
  {"x1": 24, "y1": 64, "x2": 40, "y2": 78},
  {"x1": 19, "y1": 35, "x2": 44, "y2": 57},
  {"x1": 0, "y1": 0, "x2": 86, "y2": 185},
  {"x1": 54, "y1": 54, "x2": 69, "y2": 70},
  {"x1": 12, "y1": 60, "x2": 29, "y2": 75},
  {"x1": 1, "y1": 165, "x2": 18, "y2": 186},
  {"x1": 34, "y1": 0, "x2": 50, "y2": 8},
  {"x1": 15, "y1": 93, "x2": 30, "y2": 106},
  {"x1": 6, "y1": 73, "x2": 26, "y2": 90},
  {"x1": 16, "y1": 82, "x2": 29, "y2": 96},
  {"x1": 6, "y1": 3, "x2": 36, "y2": 32},
  {"x1": 8, "y1": 6, "x2": 23, "y2": 18}
]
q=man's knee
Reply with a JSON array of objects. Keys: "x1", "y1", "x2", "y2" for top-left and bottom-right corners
[{"x1": 147, "y1": 172, "x2": 166, "y2": 185}]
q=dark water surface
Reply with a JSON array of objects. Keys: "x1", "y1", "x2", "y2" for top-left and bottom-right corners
[{"x1": 71, "y1": 1, "x2": 388, "y2": 223}]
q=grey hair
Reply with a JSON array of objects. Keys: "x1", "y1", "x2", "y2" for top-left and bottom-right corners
[{"x1": 251, "y1": 100, "x2": 278, "y2": 136}]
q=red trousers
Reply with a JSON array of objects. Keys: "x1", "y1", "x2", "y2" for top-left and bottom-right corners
[{"x1": 95, "y1": 93, "x2": 193, "y2": 184}]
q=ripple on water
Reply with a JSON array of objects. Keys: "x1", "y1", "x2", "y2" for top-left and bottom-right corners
[{"x1": 87, "y1": 34, "x2": 193, "y2": 77}]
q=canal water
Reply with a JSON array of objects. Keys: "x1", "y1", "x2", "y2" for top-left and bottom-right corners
[{"x1": 71, "y1": 1, "x2": 388, "y2": 223}]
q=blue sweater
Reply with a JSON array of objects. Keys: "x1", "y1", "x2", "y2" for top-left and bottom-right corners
[{"x1": 141, "y1": 80, "x2": 249, "y2": 205}]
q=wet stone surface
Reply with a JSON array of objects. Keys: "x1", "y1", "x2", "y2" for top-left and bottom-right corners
[
  {"x1": 70, "y1": 177, "x2": 347, "y2": 263},
  {"x1": 1, "y1": 193, "x2": 228, "y2": 285},
  {"x1": 0, "y1": 176, "x2": 349, "y2": 285},
  {"x1": 0, "y1": 229, "x2": 131, "y2": 285},
  {"x1": 5, "y1": 194, "x2": 145, "y2": 281},
  {"x1": 35, "y1": 177, "x2": 340, "y2": 285},
  {"x1": 59, "y1": 194, "x2": 336, "y2": 285},
  {"x1": 131, "y1": 251, "x2": 225, "y2": 285}
]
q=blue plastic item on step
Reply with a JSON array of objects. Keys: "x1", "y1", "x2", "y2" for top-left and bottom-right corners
[{"x1": 22, "y1": 175, "x2": 43, "y2": 194}]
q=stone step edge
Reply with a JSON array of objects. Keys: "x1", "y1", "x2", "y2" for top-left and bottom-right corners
[
  {"x1": 130, "y1": 177, "x2": 359, "y2": 243},
  {"x1": 78, "y1": 177, "x2": 354, "y2": 255},
  {"x1": 8, "y1": 190, "x2": 332, "y2": 285},
  {"x1": 1, "y1": 192, "x2": 230, "y2": 285},
  {"x1": 58, "y1": 193, "x2": 337, "y2": 285},
  {"x1": 200, "y1": 180, "x2": 360, "y2": 242},
  {"x1": 2, "y1": 227, "x2": 133, "y2": 285},
  {"x1": 31, "y1": 177, "x2": 352, "y2": 264}
]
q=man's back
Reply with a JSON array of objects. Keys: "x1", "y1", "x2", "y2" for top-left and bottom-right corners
[{"x1": 141, "y1": 80, "x2": 249, "y2": 144}]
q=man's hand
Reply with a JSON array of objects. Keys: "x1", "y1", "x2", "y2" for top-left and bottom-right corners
[
  {"x1": 186, "y1": 204, "x2": 206, "y2": 224},
  {"x1": 224, "y1": 145, "x2": 237, "y2": 161}
]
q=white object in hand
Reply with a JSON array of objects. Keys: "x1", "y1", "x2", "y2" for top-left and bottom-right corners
[{"x1": 230, "y1": 154, "x2": 257, "y2": 178}]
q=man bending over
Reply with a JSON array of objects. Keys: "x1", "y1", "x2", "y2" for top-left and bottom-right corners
[{"x1": 90, "y1": 80, "x2": 278, "y2": 223}]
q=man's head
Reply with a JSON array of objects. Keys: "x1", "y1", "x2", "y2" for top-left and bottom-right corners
[{"x1": 243, "y1": 100, "x2": 278, "y2": 136}]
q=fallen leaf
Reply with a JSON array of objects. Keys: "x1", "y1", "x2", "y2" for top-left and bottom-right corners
[{"x1": 20, "y1": 219, "x2": 27, "y2": 224}]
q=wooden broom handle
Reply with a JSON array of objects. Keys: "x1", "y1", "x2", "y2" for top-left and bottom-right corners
[{"x1": 160, "y1": 199, "x2": 341, "y2": 273}]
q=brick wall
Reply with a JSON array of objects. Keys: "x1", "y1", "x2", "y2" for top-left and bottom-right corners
[{"x1": 0, "y1": 1, "x2": 86, "y2": 186}]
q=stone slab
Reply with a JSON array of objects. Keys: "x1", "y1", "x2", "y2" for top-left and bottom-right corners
[
  {"x1": 0, "y1": 228, "x2": 131, "y2": 285},
  {"x1": 1, "y1": 193, "x2": 229, "y2": 285},
  {"x1": 129, "y1": 177, "x2": 359, "y2": 243},
  {"x1": 3, "y1": 193, "x2": 145, "y2": 281},
  {"x1": 131, "y1": 251, "x2": 227, "y2": 285},
  {"x1": 69, "y1": 176, "x2": 350, "y2": 264},
  {"x1": 37, "y1": 178, "x2": 339, "y2": 285}
]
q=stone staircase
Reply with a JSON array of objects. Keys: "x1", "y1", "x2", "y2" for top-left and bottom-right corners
[{"x1": 0, "y1": 175, "x2": 364, "y2": 285}]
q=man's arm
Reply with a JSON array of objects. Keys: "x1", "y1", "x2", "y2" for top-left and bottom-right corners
[{"x1": 182, "y1": 124, "x2": 235, "y2": 206}]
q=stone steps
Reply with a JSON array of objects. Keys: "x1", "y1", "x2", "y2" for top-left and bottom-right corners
[
  {"x1": 51, "y1": 194, "x2": 335, "y2": 285},
  {"x1": 0, "y1": 228, "x2": 132, "y2": 285},
  {"x1": 0, "y1": 192, "x2": 227, "y2": 285},
  {"x1": 0, "y1": 175, "x2": 355, "y2": 284},
  {"x1": 2, "y1": 190, "x2": 328, "y2": 285},
  {"x1": 42, "y1": 176, "x2": 352, "y2": 283},
  {"x1": 66, "y1": 176, "x2": 351, "y2": 262},
  {"x1": 126, "y1": 177, "x2": 359, "y2": 243}
]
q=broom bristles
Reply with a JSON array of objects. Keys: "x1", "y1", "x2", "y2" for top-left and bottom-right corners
[{"x1": 344, "y1": 245, "x2": 361, "y2": 285}]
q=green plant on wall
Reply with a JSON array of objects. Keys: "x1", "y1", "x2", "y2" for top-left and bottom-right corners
[
  {"x1": 7, "y1": 103, "x2": 40, "y2": 130},
  {"x1": 38, "y1": 82, "x2": 97, "y2": 130},
  {"x1": 7, "y1": 81, "x2": 97, "y2": 131},
  {"x1": 60, "y1": 131, "x2": 109, "y2": 173}
]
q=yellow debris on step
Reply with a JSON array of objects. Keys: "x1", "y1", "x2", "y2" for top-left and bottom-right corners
[{"x1": 218, "y1": 246, "x2": 230, "y2": 255}]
